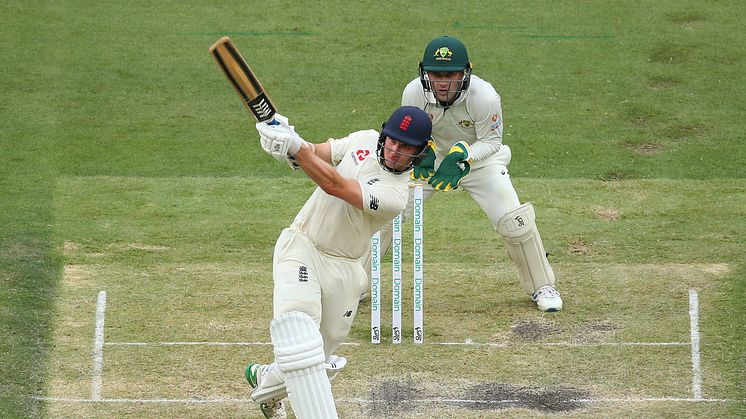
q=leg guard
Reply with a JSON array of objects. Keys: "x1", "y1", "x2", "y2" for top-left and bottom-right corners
[
  {"x1": 249, "y1": 362, "x2": 287, "y2": 403},
  {"x1": 497, "y1": 203, "x2": 555, "y2": 295},
  {"x1": 270, "y1": 311, "x2": 338, "y2": 419},
  {"x1": 249, "y1": 357, "x2": 347, "y2": 404}
]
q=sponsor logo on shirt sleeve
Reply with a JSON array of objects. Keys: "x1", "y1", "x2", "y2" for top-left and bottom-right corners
[
  {"x1": 490, "y1": 113, "x2": 502, "y2": 131},
  {"x1": 351, "y1": 149, "x2": 371, "y2": 166}
]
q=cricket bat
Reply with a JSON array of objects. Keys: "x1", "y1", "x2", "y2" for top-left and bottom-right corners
[{"x1": 209, "y1": 36, "x2": 277, "y2": 122}]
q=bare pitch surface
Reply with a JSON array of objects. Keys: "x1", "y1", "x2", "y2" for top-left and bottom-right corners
[{"x1": 41, "y1": 176, "x2": 745, "y2": 417}]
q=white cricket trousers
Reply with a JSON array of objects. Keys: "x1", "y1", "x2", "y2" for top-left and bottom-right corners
[{"x1": 272, "y1": 228, "x2": 368, "y2": 358}]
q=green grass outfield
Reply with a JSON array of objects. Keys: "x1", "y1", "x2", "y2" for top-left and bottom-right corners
[{"x1": 2, "y1": 0, "x2": 745, "y2": 417}]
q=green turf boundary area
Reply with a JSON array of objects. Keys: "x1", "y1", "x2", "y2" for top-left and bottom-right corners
[
  {"x1": 32, "y1": 176, "x2": 745, "y2": 417},
  {"x1": 0, "y1": 160, "x2": 60, "y2": 417}
]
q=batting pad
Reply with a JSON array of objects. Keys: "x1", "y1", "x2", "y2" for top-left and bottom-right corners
[
  {"x1": 249, "y1": 362, "x2": 286, "y2": 404},
  {"x1": 250, "y1": 357, "x2": 348, "y2": 404},
  {"x1": 497, "y1": 203, "x2": 556, "y2": 295},
  {"x1": 271, "y1": 311, "x2": 338, "y2": 419}
]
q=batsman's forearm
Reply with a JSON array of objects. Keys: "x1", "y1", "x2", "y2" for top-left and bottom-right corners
[{"x1": 295, "y1": 144, "x2": 363, "y2": 209}]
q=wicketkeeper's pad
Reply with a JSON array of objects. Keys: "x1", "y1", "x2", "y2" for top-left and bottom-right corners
[{"x1": 497, "y1": 203, "x2": 556, "y2": 295}]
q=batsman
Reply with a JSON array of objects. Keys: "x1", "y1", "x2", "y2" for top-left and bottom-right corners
[
  {"x1": 369, "y1": 35, "x2": 563, "y2": 312},
  {"x1": 244, "y1": 107, "x2": 432, "y2": 418}
]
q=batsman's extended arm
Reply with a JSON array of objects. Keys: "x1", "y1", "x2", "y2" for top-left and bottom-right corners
[
  {"x1": 294, "y1": 143, "x2": 363, "y2": 209},
  {"x1": 255, "y1": 122, "x2": 363, "y2": 209}
]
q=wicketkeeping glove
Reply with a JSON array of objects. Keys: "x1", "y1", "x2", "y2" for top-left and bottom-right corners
[
  {"x1": 428, "y1": 141, "x2": 471, "y2": 191},
  {"x1": 410, "y1": 141, "x2": 436, "y2": 180}
]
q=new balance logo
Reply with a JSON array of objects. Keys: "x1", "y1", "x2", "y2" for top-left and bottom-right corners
[
  {"x1": 343, "y1": 310, "x2": 352, "y2": 317},
  {"x1": 369, "y1": 195, "x2": 379, "y2": 210},
  {"x1": 298, "y1": 266, "x2": 308, "y2": 282}
]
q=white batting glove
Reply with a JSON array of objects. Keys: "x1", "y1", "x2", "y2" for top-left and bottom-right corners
[
  {"x1": 257, "y1": 112, "x2": 300, "y2": 161},
  {"x1": 256, "y1": 120, "x2": 306, "y2": 161},
  {"x1": 271, "y1": 113, "x2": 293, "y2": 129}
]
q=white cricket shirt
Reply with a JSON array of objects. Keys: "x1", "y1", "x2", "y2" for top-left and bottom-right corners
[{"x1": 289, "y1": 130, "x2": 410, "y2": 259}]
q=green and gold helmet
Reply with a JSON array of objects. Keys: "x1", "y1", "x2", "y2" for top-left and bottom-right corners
[
  {"x1": 418, "y1": 36, "x2": 472, "y2": 107},
  {"x1": 421, "y1": 35, "x2": 470, "y2": 71}
]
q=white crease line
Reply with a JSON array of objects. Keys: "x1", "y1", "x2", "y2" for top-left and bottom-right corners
[
  {"x1": 543, "y1": 342, "x2": 689, "y2": 347},
  {"x1": 106, "y1": 342, "x2": 273, "y2": 346},
  {"x1": 436, "y1": 341, "x2": 689, "y2": 347},
  {"x1": 105, "y1": 341, "x2": 687, "y2": 348},
  {"x1": 689, "y1": 289, "x2": 702, "y2": 400},
  {"x1": 106, "y1": 342, "x2": 359, "y2": 347},
  {"x1": 91, "y1": 290, "x2": 107, "y2": 401},
  {"x1": 35, "y1": 397, "x2": 248, "y2": 404},
  {"x1": 432, "y1": 342, "x2": 508, "y2": 348},
  {"x1": 65, "y1": 288, "x2": 719, "y2": 408},
  {"x1": 33, "y1": 396, "x2": 742, "y2": 404}
]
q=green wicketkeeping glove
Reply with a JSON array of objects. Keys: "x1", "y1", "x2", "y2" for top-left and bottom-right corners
[
  {"x1": 428, "y1": 141, "x2": 471, "y2": 191},
  {"x1": 411, "y1": 141, "x2": 436, "y2": 180}
]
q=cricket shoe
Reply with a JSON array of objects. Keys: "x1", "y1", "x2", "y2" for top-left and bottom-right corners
[
  {"x1": 256, "y1": 400, "x2": 286, "y2": 419},
  {"x1": 532, "y1": 285, "x2": 563, "y2": 312},
  {"x1": 246, "y1": 363, "x2": 287, "y2": 419}
]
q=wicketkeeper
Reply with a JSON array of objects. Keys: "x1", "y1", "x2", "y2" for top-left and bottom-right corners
[
  {"x1": 244, "y1": 107, "x2": 431, "y2": 418},
  {"x1": 368, "y1": 35, "x2": 563, "y2": 312}
]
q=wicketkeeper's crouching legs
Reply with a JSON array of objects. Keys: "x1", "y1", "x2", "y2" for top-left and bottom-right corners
[{"x1": 361, "y1": 181, "x2": 562, "y2": 312}]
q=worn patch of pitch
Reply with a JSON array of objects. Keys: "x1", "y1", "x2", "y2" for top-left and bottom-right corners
[{"x1": 368, "y1": 379, "x2": 590, "y2": 415}]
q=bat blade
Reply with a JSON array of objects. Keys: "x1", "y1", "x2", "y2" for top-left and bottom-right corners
[{"x1": 209, "y1": 36, "x2": 277, "y2": 122}]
